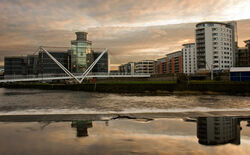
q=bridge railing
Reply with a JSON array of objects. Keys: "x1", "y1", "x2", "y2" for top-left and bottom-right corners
[{"x1": 3, "y1": 72, "x2": 151, "y2": 80}]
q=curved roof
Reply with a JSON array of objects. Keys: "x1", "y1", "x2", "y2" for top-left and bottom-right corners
[{"x1": 196, "y1": 21, "x2": 230, "y2": 27}]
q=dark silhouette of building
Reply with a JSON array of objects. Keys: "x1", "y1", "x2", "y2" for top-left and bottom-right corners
[
  {"x1": 27, "y1": 55, "x2": 38, "y2": 75},
  {"x1": 236, "y1": 40, "x2": 250, "y2": 67},
  {"x1": 4, "y1": 56, "x2": 27, "y2": 75},
  {"x1": 92, "y1": 51, "x2": 109, "y2": 73},
  {"x1": 38, "y1": 50, "x2": 71, "y2": 75},
  {"x1": 71, "y1": 120, "x2": 93, "y2": 137}
]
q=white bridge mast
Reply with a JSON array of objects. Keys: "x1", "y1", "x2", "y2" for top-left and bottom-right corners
[{"x1": 40, "y1": 47, "x2": 107, "y2": 84}]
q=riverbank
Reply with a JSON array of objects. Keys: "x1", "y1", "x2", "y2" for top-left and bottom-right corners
[
  {"x1": 1, "y1": 81, "x2": 250, "y2": 95},
  {"x1": 0, "y1": 110, "x2": 250, "y2": 122}
]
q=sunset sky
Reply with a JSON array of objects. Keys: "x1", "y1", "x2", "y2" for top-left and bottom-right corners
[{"x1": 1, "y1": 0, "x2": 250, "y2": 69}]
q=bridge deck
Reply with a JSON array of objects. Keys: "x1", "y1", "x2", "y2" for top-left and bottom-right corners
[{"x1": 0, "y1": 74, "x2": 151, "y2": 83}]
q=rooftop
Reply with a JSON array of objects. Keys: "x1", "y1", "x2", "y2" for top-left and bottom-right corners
[{"x1": 230, "y1": 67, "x2": 250, "y2": 72}]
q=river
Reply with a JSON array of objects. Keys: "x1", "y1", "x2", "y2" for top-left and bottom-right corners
[
  {"x1": 1, "y1": 88, "x2": 250, "y2": 154},
  {"x1": 0, "y1": 88, "x2": 250, "y2": 115}
]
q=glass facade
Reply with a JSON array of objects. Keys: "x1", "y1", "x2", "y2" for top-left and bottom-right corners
[{"x1": 71, "y1": 32, "x2": 93, "y2": 73}]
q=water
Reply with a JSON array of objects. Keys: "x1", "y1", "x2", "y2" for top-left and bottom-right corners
[
  {"x1": 1, "y1": 88, "x2": 250, "y2": 154},
  {"x1": 0, "y1": 117, "x2": 249, "y2": 155},
  {"x1": 0, "y1": 88, "x2": 250, "y2": 115}
]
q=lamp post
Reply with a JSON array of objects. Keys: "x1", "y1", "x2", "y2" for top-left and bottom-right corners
[{"x1": 205, "y1": 61, "x2": 214, "y2": 80}]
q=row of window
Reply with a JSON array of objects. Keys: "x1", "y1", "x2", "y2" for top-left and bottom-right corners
[
  {"x1": 212, "y1": 27, "x2": 232, "y2": 33},
  {"x1": 213, "y1": 37, "x2": 232, "y2": 42},
  {"x1": 213, "y1": 47, "x2": 232, "y2": 50},
  {"x1": 213, "y1": 60, "x2": 231, "y2": 64}
]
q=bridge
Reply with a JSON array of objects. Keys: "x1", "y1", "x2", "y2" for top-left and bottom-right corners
[
  {"x1": 0, "y1": 74, "x2": 150, "y2": 83},
  {"x1": 0, "y1": 47, "x2": 150, "y2": 83}
]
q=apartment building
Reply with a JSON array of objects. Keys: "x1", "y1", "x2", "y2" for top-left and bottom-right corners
[
  {"x1": 182, "y1": 43, "x2": 197, "y2": 74},
  {"x1": 196, "y1": 22, "x2": 237, "y2": 71}
]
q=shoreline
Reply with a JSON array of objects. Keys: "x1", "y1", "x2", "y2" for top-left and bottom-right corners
[
  {"x1": 0, "y1": 111, "x2": 250, "y2": 122},
  {"x1": 1, "y1": 81, "x2": 250, "y2": 96}
]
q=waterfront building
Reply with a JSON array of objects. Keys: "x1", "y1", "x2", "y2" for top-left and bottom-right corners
[
  {"x1": 166, "y1": 51, "x2": 183, "y2": 74},
  {"x1": 92, "y1": 51, "x2": 109, "y2": 73},
  {"x1": 71, "y1": 32, "x2": 93, "y2": 73},
  {"x1": 155, "y1": 57, "x2": 167, "y2": 74},
  {"x1": 197, "y1": 117, "x2": 240, "y2": 145},
  {"x1": 27, "y1": 55, "x2": 38, "y2": 75},
  {"x1": 135, "y1": 60, "x2": 154, "y2": 74},
  {"x1": 119, "y1": 62, "x2": 135, "y2": 75},
  {"x1": 230, "y1": 67, "x2": 250, "y2": 81},
  {"x1": 4, "y1": 56, "x2": 27, "y2": 75},
  {"x1": 38, "y1": 51, "x2": 71, "y2": 75},
  {"x1": 195, "y1": 22, "x2": 237, "y2": 72},
  {"x1": 118, "y1": 64, "x2": 125, "y2": 74},
  {"x1": 182, "y1": 43, "x2": 197, "y2": 74},
  {"x1": 236, "y1": 40, "x2": 250, "y2": 67}
]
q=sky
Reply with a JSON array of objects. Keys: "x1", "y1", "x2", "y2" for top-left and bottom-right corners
[{"x1": 0, "y1": 0, "x2": 250, "y2": 69}]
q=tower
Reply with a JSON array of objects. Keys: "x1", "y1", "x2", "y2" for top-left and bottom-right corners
[{"x1": 71, "y1": 32, "x2": 93, "y2": 73}]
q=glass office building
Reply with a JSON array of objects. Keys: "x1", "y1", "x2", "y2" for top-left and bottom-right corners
[{"x1": 71, "y1": 32, "x2": 93, "y2": 73}]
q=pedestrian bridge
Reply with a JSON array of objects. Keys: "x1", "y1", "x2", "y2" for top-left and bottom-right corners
[
  {"x1": 1, "y1": 47, "x2": 151, "y2": 83},
  {"x1": 0, "y1": 74, "x2": 150, "y2": 83}
]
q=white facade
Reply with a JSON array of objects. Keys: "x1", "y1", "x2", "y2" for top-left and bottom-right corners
[
  {"x1": 135, "y1": 60, "x2": 154, "y2": 74},
  {"x1": 196, "y1": 22, "x2": 236, "y2": 71},
  {"x1": 182, "y1": 43, "x2": 197, "y2": 74}
]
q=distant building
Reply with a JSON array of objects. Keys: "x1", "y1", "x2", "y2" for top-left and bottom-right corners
[
  {"x1": 3, "y1": 31, "x2": 110, "y2": 78},
  {"x1": 195, "y1": 22, "x2": 237, "y2": 71},
  {"x1": 166, "y1": 51, "x2": 183, "y2": 74},
  {"x1": 118, "y1": 64, "x2": 125, "y2": 74},
  {"x1": 119, "y1": 62, "x2": 135, "y2": 74},
  {"x1": 92, "y1": 51, "x2": 109, "y2": 73},
  {"x1": 197, "y1": 117, "x2": 240, "y2": 145},
  {"x1": 4, "y1": 56, "x2": 27, "y2": 75},
  {"x1": 135, "y1": 60, "x2": 154, "y2": 74},
  {"x1": 38, "y1": 50, "x2": 71, "y2": 75},
  {"x1": 236, "y1": 40, "x2": 250, "y2": 67},
  {"x1": 155, "y1": 57, "x2": 167, "y2": 74},
  {"x1": 155, "y1": 51, "x2": 183, "y2": 74},
  {"x1": 71, "y1": 32, "x2": 93, "y2": 73},
  {"x1": 27, "y1": 55, "x2": 38, "y2": 75},
  {"x1": 230, "y1": 67, "x2": 250, "y2": 81},
  {"x1": 182, "y1": 43, "x2": 197, "y2": 74}
]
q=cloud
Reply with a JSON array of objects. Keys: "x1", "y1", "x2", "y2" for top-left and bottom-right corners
[{"x1": 0, "y1": 0, "x2": 250, "y2": 67}]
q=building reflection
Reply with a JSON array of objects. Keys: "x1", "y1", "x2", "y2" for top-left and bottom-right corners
[
  {"x1": 197, "y1": 117, "x2": 241, "y2": 145},
  {"x1": 71, "y1": 120, "x2": 93, "y2": 137},
  {"x1": 247, "y1": 120, "x2": 250, "y2": 127}
]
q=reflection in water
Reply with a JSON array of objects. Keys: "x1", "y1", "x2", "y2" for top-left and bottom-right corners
[
  {"x1": 0, "y1": 116, "x2": 250, "y2": 154},
  {"x1": 197, "y1": 117, "x2": 242, "y2": 145},
  {"x1": 71, "y1": 120, "x2": 92, "y2": 137}
]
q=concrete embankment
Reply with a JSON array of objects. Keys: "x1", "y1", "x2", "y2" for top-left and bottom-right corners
[
  {"x1": 0, "y1": 111, "x2": 250, "y2": 122},
  {"x1": 1, "y1": 81, "x2": 250, "y2": 95}
]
